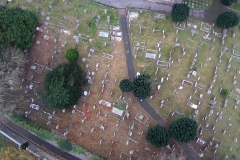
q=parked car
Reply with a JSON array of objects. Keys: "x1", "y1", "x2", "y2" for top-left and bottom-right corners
[{"x1": 30, "y1": 104, "x2": 40, "y2": 110}]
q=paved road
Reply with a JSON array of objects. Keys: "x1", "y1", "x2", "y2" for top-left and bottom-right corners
[
  {"x1": 2, "y1": 120, "x2": 80, "y2": 160},
  {"x1": 119, "y1": 9, "x2": 200, "y2": 160},
  {"x1": 95, "y1": 0, "x2": 205, "y2": 20}
]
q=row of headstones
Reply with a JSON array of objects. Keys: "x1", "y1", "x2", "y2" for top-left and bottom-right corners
[
  {"x1": 207, "y1": 52, "x2": 224, "y2": 94},
  {"x1": 204, "y1": 109, "x2": 238, "y2": 138}
]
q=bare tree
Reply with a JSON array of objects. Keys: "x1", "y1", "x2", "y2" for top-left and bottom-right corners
[
  {"x1": 154, "y1": 149, "x2": 187, "y2": 160},
  {"x1": 1, "y1": 46, "x2": 28, "y2": 71},
  {"x1": 0, "y1": 46, "x2": 28, "y2": 115}
]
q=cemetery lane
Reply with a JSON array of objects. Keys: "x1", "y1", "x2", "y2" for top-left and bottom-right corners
[
  {"x1": 2, "y1": 119, "x2": 80, "y2": 160},
  {"x1": 119, "y1": 9, "x2": 135, "y2": 81},
  {"x1": 119, "y1": 9, "x2": 200, "y2": 160},
  {"x1": 95, "y1": 0, "x2": 172, "y2": 12},
  {"x1": 95, "y1": 0, "x2": 206, "y2": 20}
]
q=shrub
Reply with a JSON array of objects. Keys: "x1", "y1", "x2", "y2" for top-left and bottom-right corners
[
  {"x1": 65, "y1": 49, "x2": 79, "y2": 61},
  {"x1": 57, "y1": 139, "x2": 73, "y2": 152},
  {"x1": 221, "y1": 89, "x2": 229, "y2": 98}
]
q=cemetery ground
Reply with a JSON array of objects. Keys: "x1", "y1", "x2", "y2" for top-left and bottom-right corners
[
  {"x1": 129, "y1": 9, "x2": 240, "y2": 159},
  {"x1": 3, "y1": 1, "x2": 189, "y2": 159}
]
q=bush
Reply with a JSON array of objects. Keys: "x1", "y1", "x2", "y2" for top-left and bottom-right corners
[
  {"x1": 221, "y1": 0, "x2": 237, "y2": 6},
  {"x1": 221, "y1": 89, "x2": 229, "y2": 98},
  {"x1": 216, "y1": 12, "x2": 239, "y2": 29},
  {"x1": 119, "y1": 79, "x2": 133, "y2": 92},
  {"x1": 170, "y1": 117, "x2": 197, "y2": 143},
  {"x1": 146, "y1": 125, "x2": 171, "y2": 148},
  {"x1": 65, "y1": 49, "x2": 79, "y2": 61},
  {"x1": 171, "y1": 3, "x2": 190, "y2": 23},
  {"x1": 57, "y1": 139, "x2": 73, "y2": 152}
]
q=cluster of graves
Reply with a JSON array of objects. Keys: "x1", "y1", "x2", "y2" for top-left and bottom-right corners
[
  {"x1": 8, "y1": 1, "x2": 168, "y2": 159},
  {"x1": 5, "y1": 0, "x2": 240, "y2": 158},
  {"x1": 128, "y1": 9, "x2": 240, "y2": 159}
]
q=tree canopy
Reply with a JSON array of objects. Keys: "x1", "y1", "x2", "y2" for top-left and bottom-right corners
[
  {"x1": 132, "y1": 74, "x2": 151, "y2": 99},
  {"x1": 65, "y1": 49, "x2": 79, "y2": 61},
  {"x1": 119, "y1": 79, "x2": 133, "y2": 92},
  {"x1": 171, "y1": 3, "x2": 190, "y2": 23},
  {"x1": 221, "y1": 0, "x2": 237, "y2": 6},
  {"x1": 0, "y1": 7, "x2": 38, "y2": 56},
  {"x1": 216, "y1": 12, "x2": 239, "y2": 29},
  {"x1": 170, "y1": 117, "x2": 197, "y2": 143},
  {"x1": 146, "y1": 125, "x2": 171, "y2": 148},
  {"x1": 40, "y1": 61, "x2": 87, "y2": 109}
]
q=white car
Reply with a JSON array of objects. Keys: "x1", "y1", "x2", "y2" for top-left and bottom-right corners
[{"x1": 30, "y1": 104, "x2": 40, "y2": 110}]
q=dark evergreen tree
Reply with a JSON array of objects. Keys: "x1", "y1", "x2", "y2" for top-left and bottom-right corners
[
  {"x1": 170, "y1": 117, "x2": 197, "y2": 143},
  {"x1": 0, "y1": 7, "x2": 38, "y2": 57},
  {"x1": 132, "y1": 74, "x2": 151, "y2": 99},
  {"x1": 119, "y1": 79, "x2": 133, "y2": 92},
  {"x1": 221, "y1": 0, "x2": 237, "y2": 6},
  {"x1": 40, "y1": 61, "x2": 87, "y2": 109},
  {"x1": 146, "y1": 125, "x2": 171, "y2": 148},
  {"x1": 171, "y1": 3, "x2": 190, "y2": 23},
  {"x1": 216, "y1": 12, "x2": 239, "y2": 29}
]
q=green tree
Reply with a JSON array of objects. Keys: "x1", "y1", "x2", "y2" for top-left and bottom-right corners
[
  {"x1": 221, "y1": 0, "x2": 237, "y2": 6},
  {"x1": 40, "y1": 61, "x2": 87, "y2": 109},
  {"x1": 65, "y1": 49, "x2": 79, "y2": 61},
  {"x1": 221, "y1": 89, "x2": 229, "y2": 98},
  {"x1": 171, "y1": 3, "x2": 190, "y2": 23},
  {"x1": 132, "y1": 74, "x2": 151, "y2": 99},
  {"x1": 57, "y1": 139, "x2": 73, "y2": 152},
  {"x1": 146, "y1": 125, "x2": 171, "y2": 148},
  {"x1": 119, "y1": 79, "x2": 133, "y2": 92},
  {"x1": 216, "y1": 12, "x2": 239, "y2": 29},
  {"x1": 0, "y1": 7, "x2": 38, "y2": 58},
  {"x1": 170, "y1": 118, "x2": 198, "y2": 143}
]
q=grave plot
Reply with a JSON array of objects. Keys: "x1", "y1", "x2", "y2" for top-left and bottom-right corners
[
  {"x1": 129, "y1": 8, "x2": 240, "y2": 159},
  {"x1": 183, "y1": 0, "x2": 212, "y2": 8}
]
